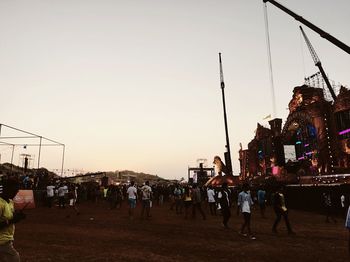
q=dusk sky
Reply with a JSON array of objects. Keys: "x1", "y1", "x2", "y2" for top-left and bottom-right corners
[{"x1": 0, "y1": 0, "x2": 349, "y2": 179}]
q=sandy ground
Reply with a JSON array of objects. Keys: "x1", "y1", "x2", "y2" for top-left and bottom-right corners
[{"x1": 13, "y1": 200, "x2": 349, "y2": 262}]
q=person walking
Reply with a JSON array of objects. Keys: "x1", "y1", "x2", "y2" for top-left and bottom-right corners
[
  {"x1": 257, "y1": 186, "x2": 267, "y2": 218},
  {"x1": 323, "y1": 191, "x2": 336, "y2": 223},
  {"x1": 183, "y1": 186, "x2": 192, "y2": 219},
  {"x1": 140, "y1": 181, "x2": 152, "y2": 219},
  {"x1": 207, "y1": 186, "x2": 217, "y2": 216},
  {"x1": 57, "y1": 183, "x2": 68, "y2": 208},
  {"x1": 46, "y1": 181, "x2": 56, "y2": 208},
  {"x1": 237, "y1": 183, "x2": 255, "y2": 239},
  {"x1": 191, "y1": 184, "x2": 206, "y2": 220},
  {"x1": 173, "y1": 184, "x2": 183, "y2": 215},
  {"x1": 0, "y1": 177, "x2": 26, "y2": 262},
  {"x1": 218, "y1": 182, "x2": 231, "y2": 228},
  {"x1": 127, "y1": 181, "x2": 137, "y2": 220},
  {"x1": 67, "y1": 184, "x2": 80, "y2": 216},
  {"x1": 345, "y1": 205, "x2": 350, "y2": 254},
  {"x1": 272, "y1": 186, "x2": 295, "y2": 235}
]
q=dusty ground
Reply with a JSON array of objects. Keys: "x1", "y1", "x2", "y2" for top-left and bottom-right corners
[{"x1": 13, "y1": 200, "x2": 349, "y2": 262}]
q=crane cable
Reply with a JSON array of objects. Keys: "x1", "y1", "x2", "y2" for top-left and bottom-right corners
[{"x1": 263, "y1": 2, "x2": 277, "y2": 118}]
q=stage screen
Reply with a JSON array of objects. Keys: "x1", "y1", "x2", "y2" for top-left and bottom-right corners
[{"x1": 284, "y1": 145, "x2": 297, "y2": 162}]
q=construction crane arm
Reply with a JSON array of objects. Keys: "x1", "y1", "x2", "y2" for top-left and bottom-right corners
[
  {"x1": 300, "y1": 26, "x2": 320, "y2": 65},
  {"x1": 263, "y1": 0, "x2": 350, "y2": 55},
  {"x1": 299, "y1": 26, "x2": 337, "y2": 101}
]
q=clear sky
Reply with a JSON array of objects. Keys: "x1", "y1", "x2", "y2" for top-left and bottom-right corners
[{"x1": 0, "y1": 0, "x2": 349, "y2": 179}]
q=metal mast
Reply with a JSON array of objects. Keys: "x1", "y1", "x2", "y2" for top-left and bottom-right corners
[
  {"x1": 219, "y1": 53, "x2": 233, "y2": 175},
  {"x1": 300, "y1": 26, "x2": 337, "y2": 100},
  {"x1": 263, "y1": 0, "x2": 350, "y2": 55}
]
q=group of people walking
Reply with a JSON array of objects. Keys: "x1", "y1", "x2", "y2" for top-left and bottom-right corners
[
  {"x1": 4, "y1": 174, "x2": 350, "y2": 261},
  {"x1": 215, "y1": 182, "x2": 294, "y2": 240},
  {"x1": 124, "y1": 180, "x2": 295, "y2": 240}
]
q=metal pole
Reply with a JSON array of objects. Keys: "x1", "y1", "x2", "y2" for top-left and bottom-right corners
[
  {"x1": 219, "y1": 53, "x2": 233, "y2": 174},
  {"x1": 11, "y1": 145, "x2": 14, "y2": 171},
  {"x1": 61, "y1": 145, "x2": 65, "y2": 177},
  {"x1": 37, "y1": 136, "x2": 42, "y2": 169}
]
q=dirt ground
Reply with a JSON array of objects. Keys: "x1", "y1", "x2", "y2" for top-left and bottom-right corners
[{"x1": 13, "y1": 200, "x2": 349, "y2": 262}]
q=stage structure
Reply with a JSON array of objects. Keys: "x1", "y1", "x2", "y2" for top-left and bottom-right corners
[
  {"x1": 239, "y1": 84, "x2": 350, "y2": 185},
  {"x1": 188, "y1": 159, "x2": 214, "y2": 186},
  {"x1": 0, "y1": 123, "x2": 65, "y2": 176}
]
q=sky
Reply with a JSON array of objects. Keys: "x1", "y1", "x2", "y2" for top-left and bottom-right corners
[{"x1": 0, "y1": 0, "x2": 349, "y2": 179}]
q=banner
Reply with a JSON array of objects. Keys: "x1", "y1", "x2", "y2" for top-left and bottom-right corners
[{"x1": 13, "y1": 190, "x2": 36, "y2": 210}]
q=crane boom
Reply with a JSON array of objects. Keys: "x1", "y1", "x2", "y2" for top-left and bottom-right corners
[
  {"x1": 263, "y1": 0, "x2": 350, "y2": 55},
  {"x1": 218, "y1": 53, "x2": 233, "y2": 175},
  {"x1": 300, "y1": 26, "x2": 337, "y2": 101},
  {"x1": 300, "y1": 26, "x2": 320, "y2": 65}
]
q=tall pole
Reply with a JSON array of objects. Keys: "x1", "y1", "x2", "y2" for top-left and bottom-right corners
[
  {"x1": 61, "y1": 145, "x2": 65, "y2": 177},
  {"x1": 219, "y1": 53, "x2": 233, "y2": 175},
  {"x1": 11, "y1": 145, "x2": 14, "y2": 171},
  {"x1": 37, "y1": 136, "x2": 42, "y2": 169}
]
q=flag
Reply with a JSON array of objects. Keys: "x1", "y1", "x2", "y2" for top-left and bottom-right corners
[{"x1": 263, "y1": 114, "x2": 271, "y2": 120}]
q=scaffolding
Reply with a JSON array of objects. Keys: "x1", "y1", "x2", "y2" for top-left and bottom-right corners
[{"x1": 0, "y1": 123, "x2": 65, "y2": 176}]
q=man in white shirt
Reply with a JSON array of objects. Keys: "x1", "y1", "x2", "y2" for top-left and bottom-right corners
[
  {"x1": 207, "y1": 186, "x2": 216, "y2": 216},
  {"x1": 46, "y1": 182, "x2": 56, "y2": 208},
  {"x1": 127, "y1": 181, "x2": 137, "y2": 219},
  {"x1": 237, "y1": 183, "x2": 255, "y2": 240},
  {"x1": 58, "y1": 183, "x2": 68, "y2": 208}
]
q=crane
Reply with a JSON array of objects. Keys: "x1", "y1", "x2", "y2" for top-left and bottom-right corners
[
  {"x1": 219, "y1": 53, "x2": 233, "y2": 175},
  {"x1": 300, "y1": 26, "x2": 337, "y2": 101},
  {"x1": 263, "y1": 0, "x2": 350, "y2": 55}
]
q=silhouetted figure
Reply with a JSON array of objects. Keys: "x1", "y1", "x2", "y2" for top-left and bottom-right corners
[
  {"x1": 218, "y1": 182, "x2": 230, "y2": 228},
  {"x1": 191, "y1": 184, "x2": 206, "y2": 220},
  {"x1": 140, "y1": 181, "x2": 152, "y2": 219},
  {"x1": 257, "y1": 186, "x2": 267, "y2": 218},
  {"x1": 272, "y1": 186, "x2": 295, "y2": 235},
  {"x1": 323, "y1": 191, "x2": 336, "y2": 223}
]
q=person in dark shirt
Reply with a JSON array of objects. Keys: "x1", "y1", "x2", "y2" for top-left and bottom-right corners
[
  {"x1": 191, "y1": 184, "x2": 206, "y2": 220},
  {"x1": 218, "y1": 182, "x2": 231, "y2": 228},
  {"x1": 272, "y1": 186, "x2": 294, "y2": 235}
]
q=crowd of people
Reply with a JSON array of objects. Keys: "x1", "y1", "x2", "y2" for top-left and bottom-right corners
[{"x1": 2, "y1": 174, "x2": 350, "y2": 260}]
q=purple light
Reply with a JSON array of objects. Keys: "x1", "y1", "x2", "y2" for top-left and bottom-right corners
[
  {"x1": 304, "y1": 144, "x2": 309, "y2": 147},
  {"x1": 305, "y1": 151, "x2": 313, "y2": 156},
  {"x1": 339, "y1": 128, "x2": 350, "y2": 135},
  {"x1": 298, "y1": 156, "x2": 305, "y2": 160}
]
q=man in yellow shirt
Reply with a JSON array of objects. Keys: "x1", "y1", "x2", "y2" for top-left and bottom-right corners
[{"x1": 0, "y1": 177, "x2": 25, "y2": 262}]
